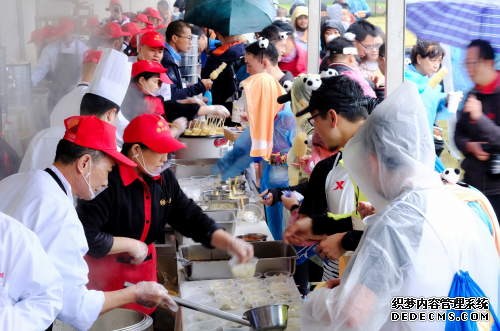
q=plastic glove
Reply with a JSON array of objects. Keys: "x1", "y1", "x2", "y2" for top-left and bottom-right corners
[
  {"x1": 259, "y1": 189, "x2": 273, "y2": 206},
  {"x1": 210, "y1": 105, "x2": 231, "y2": 118},
  {"x1": 172, "y1": 117, "x2": 188, "y2": 132},
  {"x1": 227, "y1": 237, "x2": 254, "y2": 264},
  {"x1": 135, "y1": 281, "x2": 178, "y2": 311},
  {"x1": 130, "y1": 240, "x2": 148, "y2": 265}
]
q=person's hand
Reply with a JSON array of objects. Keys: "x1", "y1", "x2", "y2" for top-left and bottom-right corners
[
  {"x1": 202, "y1": 96, "x2": 209, "y2": 104},
  {"x1": 298, "y1": 155, "x2": 311, "y2": 170},
  {"x1": 210, "y1": 105, "x2": 231, "y2": 118},
  {"x1": 281, "y1": 195, "x2": 299, "y2": 211},
  {"x1": 465, "y1": 141, "x2": 490, "y2": 161},
  {"x1": 316, "y1": 232, "x2": 347, "y2": 261},
  {"x1": 368, "y1": 73, "x2": 383, "y2": 88},
  {"x1": 240, "y1": 112, "x2": 248, "y2": 122},
  {"x1": 325, "y1": 278, "x2": 341, "y2": 289},
  {"x1": 130, "y1": 240, "x2": 148, "y2": 265},
  {"x1": 259, "y1": 189, "x2": 273, "y2": 206},
  {"x1": 227, "y1": 237, "x2": 254, "y2": 263},
  {"x1": 283, "y1": 217, "x2": 313, "y2": 245},
  {"x1": 463, "y1": 94, "x2": 483, "y2": 121},
  {"x1": 110, "y1": 12, "x2": 123, "y2": 24},
  {"x1": 134, "y1": 281, "x2": 178, "y2": 311},
  {"x1": 201, "y1": 79, "x2": 213, "y2": 91},
  {"x1": 172, "y1": 117, "x2": 188, "y2": 132},
  {"x1": 354, "y1": 11, "x2": 360, "y2": 17},
  {"x1": 178, "y1": 97, "x2": 206, "y2": 106},
  {"x1": 356, "y1": 201, "x2": 375, "y2": 220}
]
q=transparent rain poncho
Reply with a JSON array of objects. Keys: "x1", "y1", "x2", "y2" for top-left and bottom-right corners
[{"x1": 301, "y1": 81, "x2": 500, "y2": 331}]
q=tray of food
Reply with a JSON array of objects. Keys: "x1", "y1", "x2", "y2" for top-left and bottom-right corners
[{"x1": 196, "y1": 200, "x2": 241, "y2": 213}]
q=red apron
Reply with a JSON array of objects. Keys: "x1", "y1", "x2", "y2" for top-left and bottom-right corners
[{"x1": 85, "y1": 227, "x2": 158, "y2": 314}]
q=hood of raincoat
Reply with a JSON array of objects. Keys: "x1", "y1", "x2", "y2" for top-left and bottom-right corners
[
  {"x1": 291, "y1": 73, "x2": 316, "y2": 133},
  {"x1": 291, "y1": 5, "x2": 308, "y2": 31},
  {"x1": 343, "y1": 80, "x2": 440, "y2": 211}
]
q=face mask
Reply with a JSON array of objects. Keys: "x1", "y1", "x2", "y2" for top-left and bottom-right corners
[
  {"x1": 81, "y1": 159, "x2": 108, "y2": 200},
  {"x1": 142, "y1": 82, "x2": 160, "y2": 97},
  {"x1": 133, "y1": 147, "x2": 170, "y2": 177}
]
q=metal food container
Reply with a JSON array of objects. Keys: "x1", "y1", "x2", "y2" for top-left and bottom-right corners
[
  {"x1": 196, "y1": 200, "x2": 241, "y2": 213},
  {"x1": 179, "y1": 241, "x2": 298, "y2": 281},
  {"x1": 236, "y1": 233, "x2": 268, "y2": 242},
  {"x1": 53, "y1": 309, "x2": 153, "y2": 331},
  {"x1": 176, "y1": 211, "x2": 236, "y2": 245},
  {"x1": 175, "y1": 135, "x2": 230, "y2": 159},
  {"x1": 170, "y1": 158, "x2": 219, "y2": 178}
]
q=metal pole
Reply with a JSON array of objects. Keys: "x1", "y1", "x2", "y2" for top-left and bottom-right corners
[
  {"x1": 374, "y1": 0, "x2": 377, "y2": 17},
  {"x1": 16, "y1": 0, "x2": 27, "y2": 60},
  {"x1": 385, "y1": 0, "x2": 406, "y2": 96},
  {"x1": 307, "y1": 0, "x2": 321, "y2": 74}
]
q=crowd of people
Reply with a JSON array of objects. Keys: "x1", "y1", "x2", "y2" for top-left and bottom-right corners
[{"x1": 1, "y1": 0, "x2": 500, "y2": 330}]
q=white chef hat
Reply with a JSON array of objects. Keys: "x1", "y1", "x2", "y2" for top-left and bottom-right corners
[{"x1": 87, "y1": 48, "x2": 132, "y2": 106}]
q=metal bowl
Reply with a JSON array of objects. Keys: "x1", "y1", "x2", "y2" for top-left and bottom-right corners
[
  {"x1": 236, "y1": 233, "x2": 268, "y2": 242},
  {"x1": 53, "y1": 309, "x2": 153, "y2": 331},
  {"x1": 243, "y1": 304, "x2": 289, "y2": 331}
]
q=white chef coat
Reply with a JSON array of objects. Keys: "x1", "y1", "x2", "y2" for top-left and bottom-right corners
[
  {"x1": 0, "y1": 166, "x2": 105, "y2": 331},
  {"x1": 0, "y1": 212, "x2": 63, "y2": 331},
  {"x1": 31, "y1": 39, "x2": 89, "y2": 87},
  {"x1": 115, "y1": 111, "x2": 129, "y2": 148},
  {"x1": 19, "y1": 126, "x2": 65, "y2": 172},
  {"x1": 50, "y1": 82, "x2": 89, "y2": 128}
]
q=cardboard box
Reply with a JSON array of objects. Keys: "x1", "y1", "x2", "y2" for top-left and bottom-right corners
[{"x1": 224, "y1": 127, "x2": 243, "y2": 142}]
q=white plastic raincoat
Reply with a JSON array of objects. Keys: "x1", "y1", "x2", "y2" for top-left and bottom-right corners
[{"x1": 301, "y1": 81, "x2": 499, "y2": 331}]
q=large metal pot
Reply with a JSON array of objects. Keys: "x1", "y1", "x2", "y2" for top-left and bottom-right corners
[
  {"x1": 52, "y1": 309, "x2": 153, "y2": 331},
  {"x1": 175, "y1": 134, "x2": 230, "y2": 159}
]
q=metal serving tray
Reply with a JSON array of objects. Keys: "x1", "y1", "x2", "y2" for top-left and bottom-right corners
[
  {"x1": 196, "y1": 200, "x2": 241, "y2": 214},
  {"x1": 179, "y1": 241, "x2": 298, "y2": 281},
  {"x1": 175, "y1": 211, "x2": 236, "y2": 245}
]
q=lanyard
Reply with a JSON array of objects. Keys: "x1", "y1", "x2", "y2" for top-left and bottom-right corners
[{"x1": 44, "y1": 168, "x2": 67, "y2": 195}]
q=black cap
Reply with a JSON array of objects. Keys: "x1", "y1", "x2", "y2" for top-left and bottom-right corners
[
  {"x1": 277, "y1": 91, "x2": 292, "y2": 104},
  {"x1": 321, "y1": 3, "x2": 327, "y2": 11}
]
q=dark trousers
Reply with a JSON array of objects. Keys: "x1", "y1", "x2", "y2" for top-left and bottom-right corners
[
  {"x1": 293, "y1": 259, "x2": 324, "y2": 296},
  {"x1": 486, "y1": 194, "x2": 500, "y2": 226}
]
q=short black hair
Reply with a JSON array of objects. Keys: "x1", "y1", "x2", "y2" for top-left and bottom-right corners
[
  {"x1": 54, "y1": 139, "x2": 106, "y2": 165},
  {"x1": 190, "y1": 25, "x2": 206, "y2": 37},
  {"x1": 314, "y1": 75, "x2": 368, "y2": 123},
  {"x1": 327, "y1": 35, "x2": 356, "y2": 63},
  {"x1": 166, "y1": 20, "x2": 190, "y2": 42},
  {"x1": 468, "y1": 39, "x2": 495, "y2": 61},
  {"x1": 158, "y1": 0, "x2": 169, "y2": 9},
  {"x1": 410, "y1": 39, "x2": 445, "y2": 65},
  {"x1": 245, "y1": 41, "x2": 279, "y2": 66},
  {"x1": 341, "y1": 3, "x2": 350, "y2": 11},
  {"x1": 131, "y1": 71, "x2": 160, "y2": 84},
  {"x1": 379, "y1": 43, "x2": 386, "y2": 58},
  {"x1": 80, "y1": 93, "x2": 120, "y2": 117},
  {"x1": 346, "y1": 20, "x2": 377, "y2": 43},
  {"x1": 333, "y1": 0, "x2": 343, "y2": 5},
  {"x1": 272, "y1": 20, "x2": 293, "y2": 35},
  {"x1": 121, "y1": 142, "x2": 149, "y2": 156},
  {"x1": 260, "y1": 25, "x2": 282, "y2": 43},
  {"x1": 375, "y1": 26, "x2": 385, "y2": 40}
]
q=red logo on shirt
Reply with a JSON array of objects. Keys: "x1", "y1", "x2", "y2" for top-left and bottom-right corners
[
  {"x1": 333, "y1": 181, "x2": 345, "y2": 191},
  {"x1": 0, "y1": 273, "x2": 4, "y2": 278},
  {"x1": 487, "y1": 113, "x2": 496, "y2": 120}
]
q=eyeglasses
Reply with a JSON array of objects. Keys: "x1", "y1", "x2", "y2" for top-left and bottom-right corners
[
  {"x1": 175, "y1": 34, "x2": 193, "y2": 41},
  {"x1": 308, "y1": 109, "x2": 330, "y2": 126},
  {"x1": 358, "y1": 40, "x2": 383, "y2": 51}
]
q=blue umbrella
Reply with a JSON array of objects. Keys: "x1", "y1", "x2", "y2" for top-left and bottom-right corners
[
  {"x1": 406, "y1": 0, "x2": 500, "y2": 52},
  {"x1": 184, "y1": 0, "x2": 276, "y2": 36}
]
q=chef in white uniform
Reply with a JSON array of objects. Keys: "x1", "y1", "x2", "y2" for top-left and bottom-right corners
[
  {"x1": 49, "y1": 49, "x2": 102, "y2": 128},
  {"x1": 20, "y1": 49, "x2": 131, "y2": 172},
  {"x1": 31, "y1": 18, "x2": 89, "y2": 114},
  {"x1": 0, "y1": 212, "x2": 63, "y2": 331},
  {"x1": 0, "y1": 115, "x2": 177, "y2": 331}
]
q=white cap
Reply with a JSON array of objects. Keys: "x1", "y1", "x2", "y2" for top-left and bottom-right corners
[{"x1": 87, "y1": 48, "x2": 131, "y2": 106}]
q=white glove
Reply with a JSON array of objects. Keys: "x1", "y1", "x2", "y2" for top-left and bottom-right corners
[
  {"x1": 172, "y1": 117, "x2": 188, "y2": 132},
  {"x1": 135, "y1": 281, "x2": 178, "y2": 311},
  {"x1": 130, "y1": 240, "x2": 148, "y2": 265},
  {"x1": 210, "y1": 105, "x2": 231, "y2": 118},
  {"x1": 227, "y1": 237, "x2": 254, "y2": 263}
]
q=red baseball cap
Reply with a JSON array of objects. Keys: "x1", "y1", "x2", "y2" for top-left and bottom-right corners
[
  {"x1": 156, "y1": 23, "x2": 168, "y2": 30},
  {"x1": 27, "y1": 29, "x2": 41, "y2": 44},
  {"x1": 96, "y1": 22, "x2": 131, "y2": 38},
  {"x1": 123, "y1": 114, "x2": 186, "y2": 154},
  {"x1": 121, "y1": 22, "x2": 141, "y2": 36},
  {"x1": 63, "y1": 115, "x2": 136, "y2": 167},
  {"x1": 52, "y1": 18, "x2": 75, "y2": 37},
  {"x1": 40, "y1": 25, "x2": 55, "y2": 40},
  {"x1": 82, "y1": 50, "x2": 102, "y2": 64},
  {"x1": 139, "y1": 31, "x2": 165, "y2": 48},
  {"x1": 132, "y1": 60, "x2": 173, "y2": 84},
  {"x1": 106, "y1": 0, "x2": 122, "y2": 11},
  {"x1": 136, "y1": 13, "x2": 154, "y2": 26},
  {"x1": 147, "y1": 9, "x2": 163, "y2": 22},
  {"x1": 83, "y1": 18, "x2": 100, "y2": 31}
]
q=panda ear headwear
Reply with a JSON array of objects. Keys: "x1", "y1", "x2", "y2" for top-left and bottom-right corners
[
  {"x1": 282, "y1": 80, "x2": 293, "y2": 93},
  {"x1": 258, "y1": 37, "x2": 269, "y2": 49},
  {"x1": 343, "y1": 32, "x2": 356, "y2": 42},
  {"x1": 279, "y1": 32, "x2": 288, "y2": 40},
  {"x1": 304, "y1": 77, "x2": 322, "y2": 92},
  {"x1": 320, "y1": 69, "x2": 339, "y2": 79},
  {"x1": 326, "y1": 34, "x2": 339, "y2": 44}
]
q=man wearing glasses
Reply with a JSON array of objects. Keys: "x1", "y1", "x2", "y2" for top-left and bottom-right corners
[
  {"x1": 455, "y1": 39, "x2": 500, "y2": 220},
  {"x1": 345, "y1": 20, "x2": 378, "y2": 61},
  {"x1": 162, "y1": 21, "x2": 213, "y2": 102}
]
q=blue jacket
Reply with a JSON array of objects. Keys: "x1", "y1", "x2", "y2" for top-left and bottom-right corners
[
  {"x1": 161, "y1": 46, "x2": 206, "y2": 102},
  {"x1": 201, "y1": 42, "x2": 246, "y2": 107}
]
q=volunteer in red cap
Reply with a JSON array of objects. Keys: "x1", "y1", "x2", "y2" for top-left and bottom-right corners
[
  {"x1": 49, "y1": 49, "x2": 102, "y2": 128},
  {"x1": 121, "y1": 60, "x2": 230, "y2": 135},
  {"x1": 95, "y1": 22, "x2": 130, "y2": 52},
  {"x1": 77, "y1": 113, "x2": 254, "y2": 315},
  {"x1": 145, "y1": 8, "x2": 163, "y2": 27},
  {"x1": 137, "y1": 30, "x2": 165, "y2": 63},
  {"x1": 121, "y1": 22, "x2": 141, "y2": 53},
  {"x1": 83, "y1": 17, "x2": 100, "y2": 36},
  {"x1": 101, "y1": 0, "x2": 130, "y2": 26},
  {"x1": 32, "y1": 18, "x2": 89, "y2": 115},
  {"x1": 0, "y1": 115, "x2": 177, "y2": 330},
  {"x1": 136, "y1": 13, "x2": 154, "y2": 30}
]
